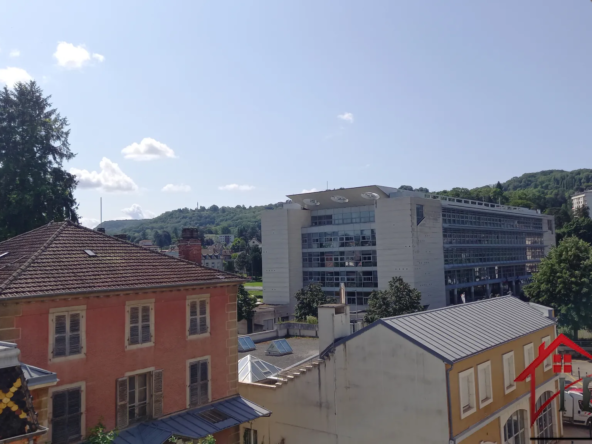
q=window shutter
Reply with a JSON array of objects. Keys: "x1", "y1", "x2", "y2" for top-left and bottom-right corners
[
  {"x1": 199, "y1": 360, "x2": 209, "y2": 405},
  {"x1": 116, "y1": 377, "x2": 129, "y2": 429},
  {"x1": 189, "y1": 362, "x2": 198, "y2": 407},
  {"x1": 129, "y1": 307, "x2": 139, "y2": 345},
  {"x1": 67, "y1": 389, "x2": 82, "y2": 438},
  {"x1": 152, "y1": 370, "x2": 163, "y2": 418},
  {"x1": 141, "y1": 306, "x2": 151, "y2": 343},
  {"x1": 54, "y1": 315, "x2": 68, "y2": 357},
  {"x1": 199, "y1": 300, "x2": 207, "y2": 334},
  {"x1": 189, "y1": 301, "x2": 198, "y2": 336},
  {"x1": 69, "y1": 313, "x2": 81, "y2": 355}
]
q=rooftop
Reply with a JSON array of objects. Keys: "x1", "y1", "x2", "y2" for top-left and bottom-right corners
[
  {"x1": 0, "y1": 221, "x2": 242, "y2": 300},
  {"x1": 238, "y1": 337, "x2": 319, "y2": 369},
  {"x1": 381, "y1": 296, "x2": 555, "y2": 363}
]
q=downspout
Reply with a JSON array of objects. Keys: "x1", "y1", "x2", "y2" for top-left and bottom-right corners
[{"x1": 446, "y1": 362, "x2": 455, "y2": 444}]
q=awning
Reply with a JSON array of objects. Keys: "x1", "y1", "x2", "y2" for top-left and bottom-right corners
[{"x1": 115, "y1": 396, "x2": 271, "y2": 444}]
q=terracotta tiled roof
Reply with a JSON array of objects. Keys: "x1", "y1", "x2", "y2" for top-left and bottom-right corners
[{"x1": 0, "y1": 221, "x2": 243, "y2": 299}]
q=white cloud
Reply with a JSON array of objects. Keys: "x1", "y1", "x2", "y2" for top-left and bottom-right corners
[
  {"x1": 54, "y1": 42, "x2": 104, "y2": 69},
  {"x1": 9, "y1": 50, "x2": 20, "y2": 58},
  {"x1": 218, "y1": 184, "x2": 255, "y2": 191},
  {"x1": 121, "y1": 138, "x2": 176, "y2": 161},
  {"x1": 0, "y1": 67, "x2": 32, "y2": 88},
  {"x1": 302, "y1": 188, "x2": 318, "y2": 193},
  {"x1": 162, "y1": 183, "x2": 191, "y2": 193},
  {"x1": 121, "y1": 204, "x2": 146, "y2": 220},
  {"x1": 79, "y1": 217, "x2": 100, "y2": 229},
  {"x1": 337, "y1": 112, "x2": 354, "y2": 124},
  {"x1": 71, "y1": 157, "x2": 138, "y2": 192}
]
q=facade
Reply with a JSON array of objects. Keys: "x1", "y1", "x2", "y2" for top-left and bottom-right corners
[
  {"x1": 571, "y1": 190, "x2": 592, "y2": 214},
  {"x1": 0, "y1": 222, "x2": 268, "y2": 444},
  {"x1": 238, "y1": 297, "x2": 561, "y2": 444},
  {"x1": 248, "y1": 238, "x2": 262, "y2": 251},
  {"x1": 202, "y1": 254, "x2": 224, "y2": 271},
  {"x1": 262, "y1": 186, "x2": 555, "y2": 314},
  {"x1": 205, "y1": 234, "x2": 235, "y2": 245}
]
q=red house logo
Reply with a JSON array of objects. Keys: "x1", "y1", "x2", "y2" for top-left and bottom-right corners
[{"x1": 515, "y1": 333, "x2": 592, "y2": 427}]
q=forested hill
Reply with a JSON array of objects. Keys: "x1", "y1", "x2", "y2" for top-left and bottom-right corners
[{"x1": 98, "y1": 169, "x2": 592, "y2": 244}]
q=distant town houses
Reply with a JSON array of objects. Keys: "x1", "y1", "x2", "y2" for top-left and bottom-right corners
[
  {"x1": 204, "y1": 234, "x2": 235, "y2": 245},
  {"x1": 202, "y1": 254, "x2": 223, "y2": 271}
]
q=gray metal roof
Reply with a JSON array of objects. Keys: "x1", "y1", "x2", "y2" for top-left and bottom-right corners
[
  {"x1": 382, "y1": 296, "x2": 555, "y2": 363},
  {"x1": 20, "y1": 364, "x2": 58, "y2": 387},
  {"x1": 114, "y1": 396, "x2": 270, "y2": 444}
]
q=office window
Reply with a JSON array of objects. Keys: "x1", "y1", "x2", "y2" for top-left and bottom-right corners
[
  {"x1": 188, "y1": 358, "x2": 210, "y2": 408},
  {"x1": 116, "y1": 370, "x2": 163, "y2": 429},
  {"x1": 477, "y1": 361, "x2": 493, "y2": 408},
  {"x1": 524, "y1": 343, "x2": 534, "y2": 382},
  {"x1": 187, "y1": 295, "x2": 209, "y2": 338},
  {"x1": 458, "y1": 368, "x2": 476, "y2": 418},
  {"x1": 49, "y1": 306, "x2": 86, "y2": 362},
  {"x1": 416, "y1": 204, "x2": 425, "y2": 225},
  {"x1": 244, "y1": 428, "x2": 258, "y2": 444},
  {"x1": 125, "y1": 300, "x2": 154, "y2": 349},
  {"x1": 50, "y1": 384, "x2": 84, "y2": 444},
  {"x1": 503, "y1": 352, "x2": 516, "y2": 394},
  {"x1": 542, "y1": 336, "x2": 552, "y2": 371}
]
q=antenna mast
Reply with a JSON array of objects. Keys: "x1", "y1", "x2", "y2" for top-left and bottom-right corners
[{"x1": 100, "y1": 197, "x2": 102, "y2": 224}]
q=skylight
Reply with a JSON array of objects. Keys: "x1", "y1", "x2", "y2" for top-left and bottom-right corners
[
  {"x1": 0, "y1": 252, "x2": 9, "y2": 259},
  {"x1": 238, "y1": 337, "x2": 256, "y2": 352},
  {"x1": 84, "y1": 250, "x2": 97, "y2": 256},
  {"x1": 266, "y1": 339, "x2": 293, "y2": 356},
  {"x1": 198, "y1": 408, "x2": 230, "y2": 424}
]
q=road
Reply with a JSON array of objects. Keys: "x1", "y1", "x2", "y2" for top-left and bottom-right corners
[{"x1": 560, "y1": 423, "x2": 591, "y2": 442}]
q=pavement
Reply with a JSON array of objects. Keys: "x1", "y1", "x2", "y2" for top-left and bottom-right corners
[{"x1": 560, "y1": 423, "x2": 592, "y2": 442}]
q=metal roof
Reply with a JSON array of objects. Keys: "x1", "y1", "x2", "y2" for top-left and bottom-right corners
[
  {"x1": 20, "y1": 364, "x2": 58, "y2": 387},
  {"x1": 114, "y1": 396, "x2": 271, "y2": 444},
  {"x1": 381, "y1": 296, "x2": 555, "y2": 363}
]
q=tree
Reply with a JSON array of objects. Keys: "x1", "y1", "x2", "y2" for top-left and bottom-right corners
[
  {"x1": 525, "y1": 237, "x2": 592, "y2": 339},
  {"x1": 220, "y1": 225, "x2": 231, "y2": 234},
  {"x1": 557, "y1": 217, "x2": 592, "y2": 245},
  {"x1": 364, "y1": 276, "x2": 424, "y2": 323},
  {"x1": 234, "y1": 251, "x2": 249, "y2": 274},
  {"x1": 223, "y1": 260, "x2": 235, "y2": 273},
  {"x1": 237, "y1": 284, "x2": 257, "y2": 333},
  {"x1": 231, "y1": 238, "x2": 247, "y2": 252},
  {"x1": 294, "y1": 283, "x2": 329, "y2": 320},
  {"x1": 0, "y1": 81, "x2": 79, "y2": 240},
  {"x1": 248, "y1": 245, "x2": 262, "y2": 277},
  {"x1": 575, "y1": 205, "x2": 591, "y2": 219}
]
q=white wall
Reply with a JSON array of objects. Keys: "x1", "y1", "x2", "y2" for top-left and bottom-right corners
[{"x1": 239, "y1": 323, "x2": 450, "y2": 444}]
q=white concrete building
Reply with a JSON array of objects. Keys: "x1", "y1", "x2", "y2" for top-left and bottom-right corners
[
  {"x1": 571, "y1": 190, "x2": 592, "y2": 214},
  {"x1": 262, "y1": 186, "x2": 555, "y2": 315}
]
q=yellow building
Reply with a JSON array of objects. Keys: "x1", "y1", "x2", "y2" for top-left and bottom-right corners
[{"x1": 238, "y1": 297, "x2": 560, "y2": 444}]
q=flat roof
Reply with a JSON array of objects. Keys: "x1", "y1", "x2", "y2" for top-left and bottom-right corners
[{"x1": 238, "y1": 337, "x2": 319, "y2": 369}]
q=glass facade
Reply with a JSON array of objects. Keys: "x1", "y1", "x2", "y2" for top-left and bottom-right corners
[
  {"x1": 444, "y1": 246, "x2": 545, "y2": 266},
  {"x1": 442, "y1": 208, "x2": 543, "y2": 230},
  {"x1": 445, "y1": 264, "x2": 538, "y2": 286},
  {"x1": 311, "y1": 206, "x2": 375, "y2": 226},
  {"x1": 302, "y1": 229, "x2": 376, "y2": 249},
  {"x1": 443, "y1": 229, "x2": 544, "y2": 246},
  {"x1": 303, "y1": 270, "x2": 378, "y2": 288},
  {"x1": 303, "y1": 250, "x2": 377, "y2": 268}
]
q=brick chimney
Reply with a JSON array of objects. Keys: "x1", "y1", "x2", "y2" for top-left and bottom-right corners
[{"x1": 178, "y1": 227, "x2": 202, "y2": 265}]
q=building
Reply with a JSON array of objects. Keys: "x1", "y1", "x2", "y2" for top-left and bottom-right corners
[
  {"x1": 571, "y1": 190, "x2": 592, "y2": 214},
  {"x1": 205, "y1": 234, "x2": 235, "y2": 246},
  {"x1": 238, "y1": 296, "x2": 561, "y2": 444},
  {"x1": 248, "y1": 238, "x2": 262, "y2": 251},
  {"x1": 0, "y1": 222, "x2": 269, "y2": 444},
  {"x1": 262, "y1": 186, "x2": 555, "y2": 316},
  {"x1": 202, "y1": 254, "x2": 223, "y2": 271},
  {"x1": 138, "y1": 239, "x2": 160, "y2": 251}
]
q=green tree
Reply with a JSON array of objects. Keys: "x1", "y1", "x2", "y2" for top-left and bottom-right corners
[
  {"x1": 557, "y1": 217, "x2": 592, "y2": 245},
  {"x1": 231, "y1": 238, "x2": 247, "y2": 252},
  {"x1": 248, "y1": 245, "x2": 262, "y2": 277},
  {"x1": 220, "y1": 225, "x2": 231, "y2": 234},
  {"x1": 364, "y1": 276, "x2": 424, "y2": 323},
  {"x1": 525, "y1": 237, "x2": 592, "y2": 339},
  {"x1": 237, "y1": 284, "x2": 257, "y2": 333},
  {"x1": 87, "y1": 422, "x2": 117, "y2": 444},
  {"x1": 223, "y1": 260, "x2": 235, "y2": 273},
  {"x1": 0, "y1": 81, "x2": 79, "y2": 240},
  {"x1": 234, "y1": 251, "x2": 249, "y2": 274},
  {"x1": 294, "y1": 283, "x2": 329, "y2": 320}
]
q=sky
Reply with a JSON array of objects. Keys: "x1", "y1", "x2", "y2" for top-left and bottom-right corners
[{"x1": 1, "y1": 1, "x2": 592, "y2": 228}]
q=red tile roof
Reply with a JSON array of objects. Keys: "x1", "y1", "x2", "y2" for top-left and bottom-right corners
[{"x1": 0, "y1": 221, "x2": 243, "y2": 299}]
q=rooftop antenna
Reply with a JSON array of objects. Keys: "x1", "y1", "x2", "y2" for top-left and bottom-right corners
[
  {"x1": 100, "y1": 197, "x2": 102, "y2": 224},
  {"x1": 326, "y1": 181, "x2": 328, "y2": 190}
]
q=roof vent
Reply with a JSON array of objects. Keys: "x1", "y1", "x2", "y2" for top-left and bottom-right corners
[
  {"x1": 361, "y1": 192, "x2": 380, "y2": 200},
  {"x1": 198, "y1": 408, "x2": 230, "y2": 423},
  {"x1": 0, "y1": 252, "x2": 8, "y2": 259},
  {"x1": 303, "y1": 198, "x2": 320, "y2": 206},
  {"x1": 266, "y1": 339, "x2": 293, "y2": 356},
  {"x1": 84, "y1": 250, "x2": 97, "y2": 256},
  {"x1": 238, "y1": 337, "x2": 256, "y2": 352},
  {"x1": 331, "y1": 195, "x2": 348, "y2": 203}
]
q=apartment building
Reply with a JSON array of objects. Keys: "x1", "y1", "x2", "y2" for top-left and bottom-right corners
[
  {"x1": 262, "y1": 186, "x2": 555, "y2": 314},
  {"x1": 238, "y1": 296, "x2": 560, "y2": 444},
  {"x1": 571, "y1": 190, "x2": 592, "y2": 214},
  {"x1": 0, "y1": 223, "x2": 269, "y2": 444}
]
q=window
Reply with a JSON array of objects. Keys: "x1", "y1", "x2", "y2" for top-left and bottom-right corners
[
  {"x1": 49, "y1": 307, "x2": 86, "y2": 362},
  {"x1": 524, "y1": 343, "x2": 534, "y2": 382},
  {"x1": 244, "y1": 428, "x2": 258, "y2": 444},
  {"x1": 187, "y1": 295, "x2": 209, "y2": 338},
  {"x1": 503, "y1": 352, "x2": 516, "y2": 394},
  {"x1": 188, "y1": 358, "x2": 210, "y2": 408},
  {"x1": 50, "y1": 383, "x2": 85, "y2": 444},
  {"x1": 477, "y1": 361, "x2": 493, "y2": 408},
  {"x1": 536, "y1": 391, "x2": 555, "y2": 443},
  {"x1": 125, "y1": 300, "x2": 154, "y2": 349},
  {"x1": 503, "y1": 410, "x2": 528, "y2": 444},
  {"x1": 542, "y1": 336, "x2": 552, "y2": 371},
  {"x1": 263, "y1": 319, "x2": 274, "y2": 331},
  {"x1": 458, "y1": 368, "x2": 476, "y2": 418},
  {"x1": 416, "y1": 204, "x2": 425, "y2": 225},
  {"x1": 116, "y1": 369, "x2": 163, "y2": 429}
]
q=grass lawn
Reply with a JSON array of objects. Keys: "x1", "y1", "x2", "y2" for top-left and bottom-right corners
[
  {"x1": 246, "y1": 281, "x2": 263, "y2": 287},
  {"x1": 248, "y1": 290, "x2": 263, "y2": 298}
]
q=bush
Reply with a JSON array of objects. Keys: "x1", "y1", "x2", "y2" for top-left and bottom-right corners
[{"x1": 306, "y1": 316, "x2": 318, "y2": 324}]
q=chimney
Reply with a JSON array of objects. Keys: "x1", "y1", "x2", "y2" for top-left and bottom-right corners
[
  {"x1": 178, "y1": 227, "x2": 202, "y2": 265},
  {"x1": 318, "y1": 303, "x2": 351, "y2": 354},
  {"x1": 96, "y1": 228, "x2": 106, "y2": 233},
  {"x1": 113, "y1": 234, "x2": 128, "y2": 241}
]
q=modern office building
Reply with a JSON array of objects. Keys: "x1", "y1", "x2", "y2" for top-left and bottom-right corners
[{"x1": 262, "y1": 186, "x2": 555, "y2": 314}]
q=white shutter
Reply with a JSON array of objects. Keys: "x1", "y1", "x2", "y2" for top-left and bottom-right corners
[
  {"x1": 116, "y1": 377, "x2": 129, "y2": 429},
  {"x1": 153, "y1": 370, "x2": 163, "y2": 418}
]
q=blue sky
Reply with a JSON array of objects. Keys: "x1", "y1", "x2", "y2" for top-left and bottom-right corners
[{"x1": 1, "y1": 1, "x2": 591, "y2": 227}]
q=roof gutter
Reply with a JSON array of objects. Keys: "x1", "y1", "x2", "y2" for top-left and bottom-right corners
[{"x1": 0, "y1": 278, "x2": 247, "y2": 302}]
